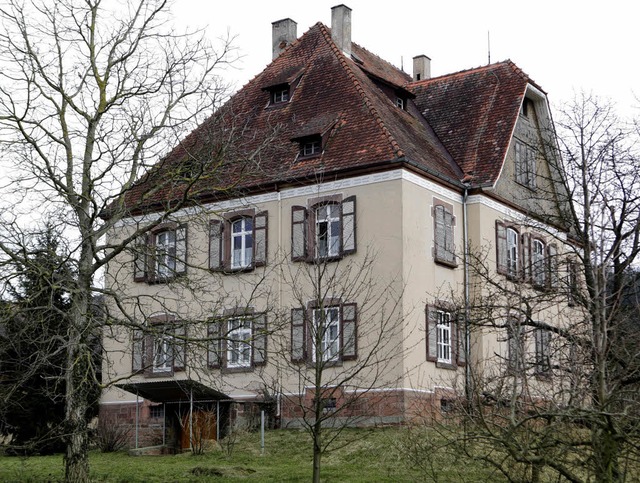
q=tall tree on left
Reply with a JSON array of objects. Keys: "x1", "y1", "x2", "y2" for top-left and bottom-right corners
[
  {"x1": 0, "y1": 225, "x2": 101, "y2": 456},
  {"x1": 0, "y1": 1, "x2": 239, "y2": 481}
]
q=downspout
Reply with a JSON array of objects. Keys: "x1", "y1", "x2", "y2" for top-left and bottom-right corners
[{"x1": 462, "y1": 184, "x2": 472, "y2": 408}]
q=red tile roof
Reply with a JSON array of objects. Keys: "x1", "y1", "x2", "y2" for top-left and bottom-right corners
[
  {"x1": 120, "y1": 24, "x2": 539, "y2": 215},
  {"x1": 410, "y1": 61, "x2": 536, "y2": 187}
]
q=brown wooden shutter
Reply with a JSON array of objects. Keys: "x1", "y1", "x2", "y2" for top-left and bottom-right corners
[
  {"x1": 254, "y1": 211, "x2": 268, "y2": 267},
  {"x1": 209, "y1": 220, "x2": 223, "y2": 271},
  {"x1": 291, "y1": 308, "x2": 306, "y2": 362},
  {"x1": 143, "y1": 333, "x2": 154, "y2": 376},
  {"x1": 521, "y1": 233, "x2": 531, "y2": 282},
  {"x1": 341, "y1": 196, "x2": 357, "y2": 255},
  {"x1": 252, "y1": 313, "x2": 267, "y2": 366},
  {"x1": 444, "y1": 209, "x2": 455, "y2": 263},
  {"x1": 426, "y1": 305, "x2": 438, "y2": 362},
  {"x1": 173, "y1": 324, "x2": 186, "y2": 371},
  {"x1": 133, "y1": 235, "x2": 149, "y2": 282},
  {"x1": 208, "y1": 320, "x2": 222, "y2": 369},
  {"x1": 496, "y1": 221, "x2": 507, "y2": 275},
  {"x1": 341, "y1": 303, "x2": 357, "y2": 361},
  {"x1": 132, "y1": 329, "x2": 144, "y2": 372},
  {"x1": 291, "y1": 206, "x2": 308, "y2": 262},
  {"x1": 434, "y1": 205, "x2": 445, "y2": 261},
  {"x1": 547, "y1": 244, "x2": 558, "y2": 288},
  {"x1": 174, "y1": 225, "x2": 187, "y2": 275},
  {"x1": 456, "y1": 313, "x2": 467, "y2": 366}
]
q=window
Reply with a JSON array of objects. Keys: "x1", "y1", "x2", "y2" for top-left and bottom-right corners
[
  {"x1": 209, "y1": 211, "x2": 268, "y2": 272},
  {"x1": 313, "y1": 307, "x2": 341, "y2": 362},
  {"x1": 231, "y1": 218, "x2": 253, "y2": 269},
  {"x1": 291, "y1": 302, "x2": 357, "y2": 363},
  {"x1": 133, "y1": 224, "x2": 187, "y2": 282},
  {"x1": 315, "y1": 204, "x2": 341, "y2": 258},
  {"x1": 496, "y1": 221, "x2": 520, "y2": 278},
  {"x1": 534, "y1": 327, "x2": 551, "y2": 375},
  {"x1": 395, "y1": 97, "x2": 405, "y2": 109},
  {"x1": 426, "y1": 305, "x2": 465, "y2": 368},
  {"x1": 226, "y1": 318, "x2": 252, "y2": 368},
  {"x1": 547, "y1": 244, "x2": 559, "y2": 288},
  {"x1": 532, "y1": 238, "x2": 546, "y2": 287},
  {"x1": 433, "y1": 201, "x2": 456, "y2": 266},
  {"x1": 131, "y1": 317, "x2": 186, "y2": 376},
  {"x1": 296, "y1": 135, "x2": 322, "y2": 159},
  {"x1": 520, "y1": 97, "x2": 534, "y2": 119},
  {"x1": 208, "y1": 312, "x2": 267, "y2": 370},
  {"x1": 507, "y1": 318, "x2": 525, "y2": 373},
  {"x1": 149, "y1": 405, "x2": 164, "y2": 419},
  {"x1": 291, "y1": 196, "x2": 356, "y2": 262},
  {"x1": 515, "y1": 140, "x2": 536, "y2": 189},
  {"x1": 436, "y1": 311, "x2": 452, "y2": 364},
  {"x1": 272, "y1": 87, "x2": 289, "y2": 104}
]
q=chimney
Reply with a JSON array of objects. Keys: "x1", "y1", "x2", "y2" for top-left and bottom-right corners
[
  {"x1": 412, "y1": 55, "x2": 431, "y2": 81},
  {"x1": 272, "y1": 18, "x2": 297, "y2": 60},
  {"x1": 331, "y1": 4, "x2": 352, "y2": 57}
]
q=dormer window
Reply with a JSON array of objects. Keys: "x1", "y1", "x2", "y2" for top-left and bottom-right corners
[
  {"x1": 273, "y1": 87, "x2": 289, "y2": 104},
  {"x1": 298, "y1": 135, "x2": 322, "y2": 158},
  {"x1": 520, "y1": 97, "x2": 534, "y2": 119},
  {"x1": 395, "y1": 97, "x2": 405, "y2": 109}
]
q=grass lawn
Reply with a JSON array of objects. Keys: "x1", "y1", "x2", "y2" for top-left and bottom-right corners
[{"x1": 0, "y1": 427, "x2": 499, "y2": 482}]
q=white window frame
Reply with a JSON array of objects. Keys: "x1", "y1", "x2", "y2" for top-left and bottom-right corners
[
  {"x1": 506, "y1": 227, "x2": 519, "y2": 277},
  {"x1": 436, "y1": 310, "x2": 452, "y2": 364},
  {"x1": 155, "y1": 230, "x2": 176, "y2": 277},
  {"x1": 273, "y1": 88, "x2": 289, "y2": 103},
  {"x1": 312, "y1": 307, "x2": 341, "y2": 362},
  {"x1": 301, "y1": 139, "x2": 321, "y2": 157},
  {"x1": 226, "y1": 318, "x2": 252, "y2": 368},
  {"x1": 395, "y1": 97, "x2": 404, "y2": 109},
  {"x1": 315, "y1": 204, "x2": 341, "y2": 258},
  {"x1": 153, "y1": 334, "x2": 173, "y2": 373},
  {"x1": 532, "y1": 239, "x2": 546, "y2": 286},
  {"x1": 231, "y1": 217, "x2": 254, "y2": 269}
]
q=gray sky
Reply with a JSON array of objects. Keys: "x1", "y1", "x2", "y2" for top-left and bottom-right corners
[{"x1": 174, "y1": 0, "x2": 638, "y2": 117}]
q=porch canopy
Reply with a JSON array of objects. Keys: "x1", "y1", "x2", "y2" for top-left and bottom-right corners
[{"x1": 116, "y1": 379, "x2": 227, "y2": 403}]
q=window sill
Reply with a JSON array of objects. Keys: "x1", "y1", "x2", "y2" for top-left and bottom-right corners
[
  {"x1": 434, "y1": 258, "x2": 458, "y2": 269},
  {"x1": 435, "y1": 361, "x2": 457, "y2": 370},
  {"x1": 221, "y1": 366, "x2": 254, "y2": 374}
]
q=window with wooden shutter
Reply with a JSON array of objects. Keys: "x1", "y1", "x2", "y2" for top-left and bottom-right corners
[
  {"x1": 133, "y1": 236, "x2": 148, "y2": 282},
  {"x1": 496, "y1": 221, "x2": 507, "y2": 275},
  {"x1": 291, "y1": 206, "x2": 308, "y2": 262},
  {"x1": 291, "y1": 308, "x2": 306, "y2": 362},
  {"x1": 173, "y1": 324, "x2": 186, "y2": 371},
  {"x1": 426, "y1": 305, "x2": 438, "y2": 362},
  {"x1": 534, "y1": 327, "x2": 551, "y2": 375},
  {"x1": 521, "y1": 232, "x2": 530, "y2": 281},
  {"x1": 434, "y1": 201, "x2": 455, "y2": 266},
  {"x1": 254, "y1": 212, "x2": 268, "y2": 267},
  {"x1": 507, "y1": 318, "x2": 525, "y2": 373},
  {"x1": 208, "y1": 320, "x2": 222, "y2": 369},
  {"x1": 532, "y1": 238, "x2": 546, "y2": 287},
  {"x1": 209, "y1": 220, "x2": 223, "y2": 271},
  {"x1": 132, "y1": 329, "x2": 144, "y2": 372},
  {"x1": 341, "y1": 196, "x2": 357, "y2": 255},
  {"x1": 547, "y1": 244, "x2": 558, "y2": 288},
  {"x1": 174, "y1": 225, "x2": 187, "y2": 275},
  {"x1": 252, "y1": 314, "x2": 267, "y2": 366},
  {"x1": 341, "y1": 303, "x2": 357, "y2": 360},
  {"x1": 456, "y1": 313, "x2": 467, "y2": 367}
]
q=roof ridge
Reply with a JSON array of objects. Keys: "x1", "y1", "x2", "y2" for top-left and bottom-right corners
[
  {"x1": 410, "y1": 60, "x2": 514, "y2": 85},
  {"x1": 352, "y1": 42, "x2": 411, "y2": 83},
  {"x1": 318, "y1": 23, "x2": 405, "y2": 158}
]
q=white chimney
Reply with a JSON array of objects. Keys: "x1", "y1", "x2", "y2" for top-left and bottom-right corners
[
  {"x1": 331, "y1": 4, "x2": 352, "y2": 57},
  {"x1": 272, "y1": 18, "x2": 297, "y2": 60},
  {"x1": 413, "y1": 55, "x2": 431, "y2": 81}
]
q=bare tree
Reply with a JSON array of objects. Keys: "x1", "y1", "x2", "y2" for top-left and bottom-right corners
[
  {"x1": 399, "y1": 93, "x2": 640, "y2": 482},
  {"x1": 0, "y1": 1, "x2": 245, "y2": 480},
  {"x1": 263, "y1": 248, "x2": 407, "y2": 483}
]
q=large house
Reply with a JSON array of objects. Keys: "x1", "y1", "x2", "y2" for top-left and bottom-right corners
[{"x1": 100, "y1": 5, "x2": 572, "y2": 450}]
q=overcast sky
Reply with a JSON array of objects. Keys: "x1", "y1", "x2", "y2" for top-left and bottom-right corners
[{"x1": 173, "y1": 0, "x2": 637, "y2": 117}]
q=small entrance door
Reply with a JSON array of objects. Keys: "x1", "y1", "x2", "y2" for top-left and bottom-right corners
[{"x1": 180, "y1": 410, "x2": 217, "y2": 450}]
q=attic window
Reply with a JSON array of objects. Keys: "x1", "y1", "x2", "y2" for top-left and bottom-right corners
[
  {"x1": 297, "y1": 135, "x2": 322, "y2": 159},
  {"x1": 395, "y1": 97, "x2": 405, "y2": 110},
  {"x1": 520, "y1": 98, "x2": 534, "y2": 119},
  {"x1": 272, "y1": 87, "x2": 289, "y2": 104}
]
